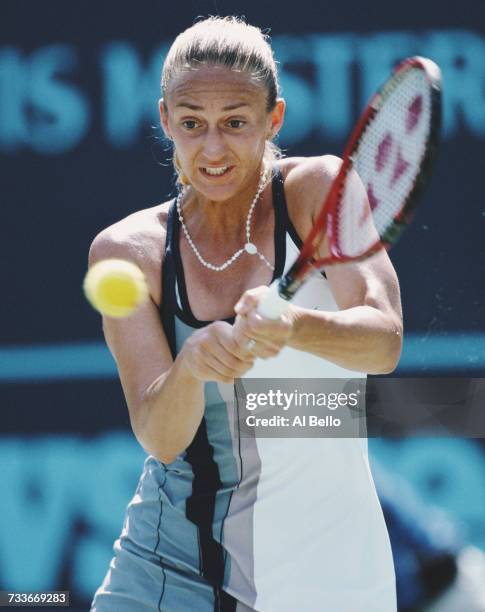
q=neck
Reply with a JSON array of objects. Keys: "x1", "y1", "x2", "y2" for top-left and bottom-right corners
[
  {"x1": 181, "y1": 168, "x2": 269, "y2": 241},
  {"x1": 176, "y1": 164, "x2": 275, "y2": 272}
]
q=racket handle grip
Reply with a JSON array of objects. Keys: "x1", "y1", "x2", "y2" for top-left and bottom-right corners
[{"x1": 258, "y1": 280, "x2": 290, "y2": 319}]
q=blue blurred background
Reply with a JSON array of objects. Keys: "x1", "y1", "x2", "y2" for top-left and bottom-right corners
[{"x1": 1, "y1": 0, "x2": 484, "y2": 609}]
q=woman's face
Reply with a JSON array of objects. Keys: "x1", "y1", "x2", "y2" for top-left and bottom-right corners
[{"x1": 160, "y1": 65, "x2": 285, "y2": 201}]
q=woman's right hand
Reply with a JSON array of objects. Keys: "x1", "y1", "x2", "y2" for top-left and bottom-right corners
[{"x1": 179, "y1": 321, "x2": 256, "y2": 384}]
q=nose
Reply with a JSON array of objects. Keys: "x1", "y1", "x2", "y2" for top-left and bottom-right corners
[{"x1": 202, "y1": 127, "x2": 227, "y2": 162}]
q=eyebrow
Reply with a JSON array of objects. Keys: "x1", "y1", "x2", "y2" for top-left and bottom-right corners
[{"x1": 175, "y1": 102, "x2": 250, "y2": 111}]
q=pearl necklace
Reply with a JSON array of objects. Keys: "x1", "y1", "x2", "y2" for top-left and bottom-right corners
[{"x1": 176, "y1": 166, "x2": 274, "y2": 272}]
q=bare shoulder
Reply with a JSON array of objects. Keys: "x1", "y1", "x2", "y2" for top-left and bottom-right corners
[
  {"x1": 88, "y1": 200, "x2": 172, "y2": 306},
  {"x1": 278, "y1": 155, "x2": 341, "y2": 202},
  {"x1": 275, "y1": 155, "x2": 342, "y2": 238}
]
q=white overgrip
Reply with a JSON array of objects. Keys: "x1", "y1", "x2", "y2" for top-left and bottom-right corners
[{"x1": 258, "y1": 280, "x2": 290, "y2": 319}]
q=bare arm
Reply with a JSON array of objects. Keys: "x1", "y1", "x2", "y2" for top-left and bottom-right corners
[
  {"x1": 234, "y1": 251, "x2": 402, "y2": 375},
  {"x1": 286, "y1": 250, "x2": 403, "y2": 373},
  {"x1": 89, "y1": 229, "x2": 254, "y2": 464}
]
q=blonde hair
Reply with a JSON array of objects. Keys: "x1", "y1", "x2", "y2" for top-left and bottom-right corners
[{"x1": 161, "y1": 16, "x2": 283, "y2": 185}]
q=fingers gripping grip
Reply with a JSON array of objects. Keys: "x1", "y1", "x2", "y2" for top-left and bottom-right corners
[{"x1": 257, "y1": 280, "x2": 289, "y2": 319}]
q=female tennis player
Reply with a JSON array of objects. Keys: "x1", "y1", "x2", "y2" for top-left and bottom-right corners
[{"x1": 90, "y1": 16, "x2": 402, "y2": 612}]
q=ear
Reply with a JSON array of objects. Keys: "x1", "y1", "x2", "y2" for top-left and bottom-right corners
[
  {"x1": 267, "y1": 98, "x2": 286, "y2": 139},
  {"x1": 159, "y1": 98, "x2": 172, "y2": 139}
]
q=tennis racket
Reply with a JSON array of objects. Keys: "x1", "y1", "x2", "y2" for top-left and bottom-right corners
[{"x1": 259, "y1": 55, "x2": 442, "y2": 319}]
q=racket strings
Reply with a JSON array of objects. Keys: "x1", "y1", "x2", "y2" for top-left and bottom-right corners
[{"x1": 336, "y1": 67, "x2": 433, "y2": 258}]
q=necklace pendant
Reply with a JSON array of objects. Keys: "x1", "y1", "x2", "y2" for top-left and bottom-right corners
[{"x1": 245, "y1": 242, "x2": 257, "y2": 255}]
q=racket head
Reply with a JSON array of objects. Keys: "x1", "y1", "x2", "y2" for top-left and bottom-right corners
[
  {"x1": 330, "y1": 56, "x2": 442, "y2": 259},
  {"x1": 280, "y1": 56, "x2": 442, "y2": 300}
]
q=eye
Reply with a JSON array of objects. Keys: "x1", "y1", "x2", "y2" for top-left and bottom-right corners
[
  {"x1": 181, "y1": 120, "x2": 200, "y2": 130},
  {"x1": 227, "y1": 119, "x2": 245, "y2": 129}
]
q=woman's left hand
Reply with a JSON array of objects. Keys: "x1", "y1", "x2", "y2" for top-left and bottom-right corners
[{"x1": 233, "y1": 286, "x2": 295, "y2": 360}]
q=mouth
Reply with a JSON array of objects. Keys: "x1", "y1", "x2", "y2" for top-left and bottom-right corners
[{"x1": 200, "y1": 166, "x2": 235, "y2": 179}]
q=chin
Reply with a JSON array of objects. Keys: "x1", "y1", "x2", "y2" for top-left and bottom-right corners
[{"x1": 196, "y1": 185, "x2": 238, "y2": 202}]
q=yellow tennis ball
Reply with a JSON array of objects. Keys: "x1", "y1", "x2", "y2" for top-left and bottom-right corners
[{"x1": 83, "y1": 258, "x2": 149, "y2": 318}]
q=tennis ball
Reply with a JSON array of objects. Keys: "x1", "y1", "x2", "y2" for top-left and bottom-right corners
[{"x1": 83, "y1": 258, "x2": 149, "y2": 318}]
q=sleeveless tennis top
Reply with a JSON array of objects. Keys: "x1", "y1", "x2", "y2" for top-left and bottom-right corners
[{"x1": 92, "y1": 168, "x2": 396, "y2": 612}]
